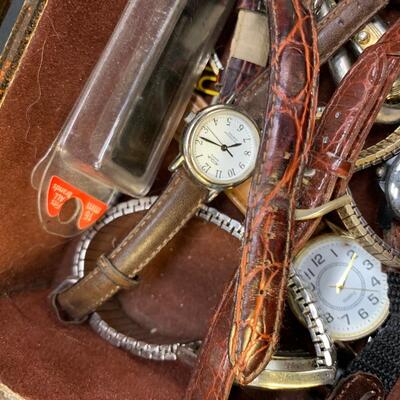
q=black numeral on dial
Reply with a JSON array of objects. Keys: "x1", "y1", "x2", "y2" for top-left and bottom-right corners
[
  {"x1": 311, "y1": 253, "x2": 325, "y2": 267},
  {"x1": 363, "y1": 259, "x2": 374, "y2": 270},
  {"x1": 324, "y1": 312, "x2": 334, "y2": 323},
  {"x1": 371, "y1": 276, "x2": 381, "y2": 287},
  {"x1": 338, "y1": 314, "x2": 350, "y2": 325},
  {"x1": 358, "y1": 308, "x2": 369, "y2": 319},
  {"x1": 368, "y1": 294, "x2": 379, "y2": 305},
  {"x1": 201, "y1": 163, "x2": 211, "y2": 173}
]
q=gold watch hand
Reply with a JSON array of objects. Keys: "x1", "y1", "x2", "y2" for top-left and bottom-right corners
[
  {"x1": 328, "y1": 285, "x2": 380, "y2": 293},
  {"x1": 335, "y1": 252, "x2": 357, "y2": 294}
]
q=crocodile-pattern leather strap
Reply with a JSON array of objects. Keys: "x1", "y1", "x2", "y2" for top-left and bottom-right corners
[
  {"x1": 227, "y1": 0, "x2": 390, "y2": 211},
  {"x1": 186, "y1": 6, "x2": 396, "y2": 400},
  {"x1": 229, "y1": 0, "x2": 319, "y2": 384},
  {"x1": 294, "y1": 19, "x2": 400, "y2": 253}
]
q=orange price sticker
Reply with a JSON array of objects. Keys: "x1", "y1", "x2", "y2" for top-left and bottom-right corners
[{"x1": 47, "y1": 176, "x2": 108, "y2": 229}]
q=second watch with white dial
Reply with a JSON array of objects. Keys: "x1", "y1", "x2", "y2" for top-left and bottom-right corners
[{"x1": 290, "y1": 234, "x2": 389, "y2": 342}]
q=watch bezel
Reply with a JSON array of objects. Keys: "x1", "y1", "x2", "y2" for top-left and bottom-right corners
[
  {"x1": 290, "y1": 233, "x2": 389, "y2": 342},
  {"x1": 181, "y1": 104, "x2": 260, "y2": 190}
]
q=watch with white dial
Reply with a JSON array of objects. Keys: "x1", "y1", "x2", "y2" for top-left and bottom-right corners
[
  {"x1": 290, "y1": 234, "x2": 389, "y2": 342},
  {"x1": 179, "y1": 105, "x2": 259, "y2": 190},
  {"x1": 54, "y1": 104, "x2": 260, "y2": 322}
]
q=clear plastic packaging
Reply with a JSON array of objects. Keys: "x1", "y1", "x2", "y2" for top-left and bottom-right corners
[{"x1": 32, "y1": 0, "x2": 234, "y2": 237}]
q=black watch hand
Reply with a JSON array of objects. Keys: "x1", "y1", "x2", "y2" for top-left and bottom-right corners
[
  {"x1": 222, "y1": 146, "x2": 234, "y2": 158},
  {"x1": 206, "y1": 127, "x2": 223, "y2": 145},
  {"x1": 199, "y1": 137, "x2": 221, "y2": 147},
  {"x1": 226, "y1": 143, "x2": 242, "y2": 148}
]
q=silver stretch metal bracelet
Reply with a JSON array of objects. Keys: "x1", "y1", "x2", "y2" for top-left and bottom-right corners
[{"x1": 57, "y1": 197, "x2": 336, "y2": 388}]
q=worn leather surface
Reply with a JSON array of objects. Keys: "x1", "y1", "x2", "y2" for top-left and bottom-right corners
[
  {"x1": 327, "y1": 373, "x2": 385, "y2": 400},
  {"x1": 229, "y1": 0, "x2": 319, "y2": 384},
  {"x1": 218, "y1": 1, "x2": 266, "y2": 103},
  {"x1": 296, "y1": 18, "x2": 400, "y2": 252},
  {"x1": 187, "y1": 6, "x2": 400, "y2": 400},
  {"x1": 185, "y1": 277, "x2": 237, "y2": 400},
  {"x1": 0, "y1": 0, "x2": 128, "y2": 291},
  {"x1": 317, "y1": 0, "x2": 389, "y2": 65},
  {"x1": 71, "y1": 196, "x2": 242, "y2": 342},
  {"x1": 388, "y1": 376, "x2": 400, "y2": 400},
  {"x1": 227, "y1": 0, "x2": 389, "y2": 212},
  {"x1": 56, "y1": 168, "x2": 209, "y2": 321}
]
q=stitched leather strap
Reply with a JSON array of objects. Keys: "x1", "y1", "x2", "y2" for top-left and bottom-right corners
[
  {"x1": 327, "y1": 373, "x2": 385, "y2": 400},
  {"x1": 218, "y1": 1, "x2": 267, "y2": 102},
  {"x1": 97, "y1": 255, "x2": 138, "y2": 289},
  {"x1": 55, "y1": 168, "x2": 209, "y2": 321},
  {"x1": 317, "y1": 0, "x2": 389, "y2": 65},
  {"x1": 227, "y1": 0, "x2": 389, "y2": 211},
  {"x1": 54, "y1": 0, "x2": 270, "y2": 323},
  {"x1": 229, "y1": 0, "x2": 319, "y2": 384},
  {"x1": 186, "y1": 8, "x2": 400, "y2": 400}
]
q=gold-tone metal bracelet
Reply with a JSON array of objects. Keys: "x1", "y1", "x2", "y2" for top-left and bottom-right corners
[
  {"x1": 356, "y1": 125, "x2": 400, "y2": 171},
  {"x1": 336, "y1": 190, "x2": 400, "y2": 268}
]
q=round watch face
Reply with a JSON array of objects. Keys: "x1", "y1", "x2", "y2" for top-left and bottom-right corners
[
  {"x1": 292, "y1": 234, "x2": 389, "y2": 341},
  {"x1": 386, "y1": 155, "x2": 400, "y2": 219},
  {"x1": 183, "y1": 105, "x2": 260, "y2": 188}
]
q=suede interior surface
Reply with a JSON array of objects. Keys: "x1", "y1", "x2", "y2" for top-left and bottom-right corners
[
  {"x1": 1, "y1": 1, "x2": 400, "y2": 399},
  {"x1": 0, "y1": 288, "x2": 191, "y2": 400},
  {"x1": 0, "y1": 0, "x2": 127, "y2": 291}
]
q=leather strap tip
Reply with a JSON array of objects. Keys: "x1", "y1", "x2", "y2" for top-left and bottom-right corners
[
  {"x1": 97, "y1": 254, "x2": 139, "y2": 289},
  {"x1": 49, "y1": 281, "x2": 88, "y2": 325}
]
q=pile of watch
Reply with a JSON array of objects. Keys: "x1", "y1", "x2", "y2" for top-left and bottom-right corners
[{"x1": 49, "y1": 0, "x2": 400, "y2": 399}]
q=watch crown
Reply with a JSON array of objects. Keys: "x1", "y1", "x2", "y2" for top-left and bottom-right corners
[
  {"x1": 184, "y1": 111, "x2": 196, "y2": 125},
  {"x1": 168, "y1": 154, "x2": 185, "y2": 172}
]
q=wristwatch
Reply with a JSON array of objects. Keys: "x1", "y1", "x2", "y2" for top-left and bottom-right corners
[
  {"x1": 290, "y1": 233, "x2": 389, "y2": 343},
  {"x1": 54, "y1": 104, "x2": 260, "y2": 322},
  {"x1": 334, "y1": 271, "x2": 400, "y2": 395}
]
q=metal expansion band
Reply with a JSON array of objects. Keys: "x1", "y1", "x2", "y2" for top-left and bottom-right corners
[
  {"x1": 337, "y1": 190, "x2": 400, "y2": 268},
  {"x1": 356, "y1": 125, "x2": 400, "y2": 171},
  {"x1": 60, "y1": 197, "x2": 337, "y2": 389},
  {"x1": 65, "y1": 197, "x2": 244, "y2": 361}
]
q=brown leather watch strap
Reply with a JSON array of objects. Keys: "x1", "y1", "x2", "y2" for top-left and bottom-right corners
[
  {"x1": 55, "y1": 168, "x2": 208, "y2": 321},
  {"x1": 229, "y1": 0, "x2": 319, "y2": 384},
  {"x1": 218, "y1": 1, "x2": 267, "y2": 103},
  {"x1": 227, "y1": 0, "x2": 389, "y2": 212},
  {"x1": 186, "y1": 7, "x2": 398, "y2": 400},
  {"x1": 295, "y1": 19, "x2": 400, "y2": 252},
  {"x1": 327, "y1": 373, "x2": 385, "y2": 400},
  {"x1": 184, "y1": 278, "x2": 237, "y2": 400},
  {"x1": 317, "y1": 0, "x2": 389, "y2": 65},
  {"x1": 388, "y1": 375, "x2": 400, "y2": 400}
]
